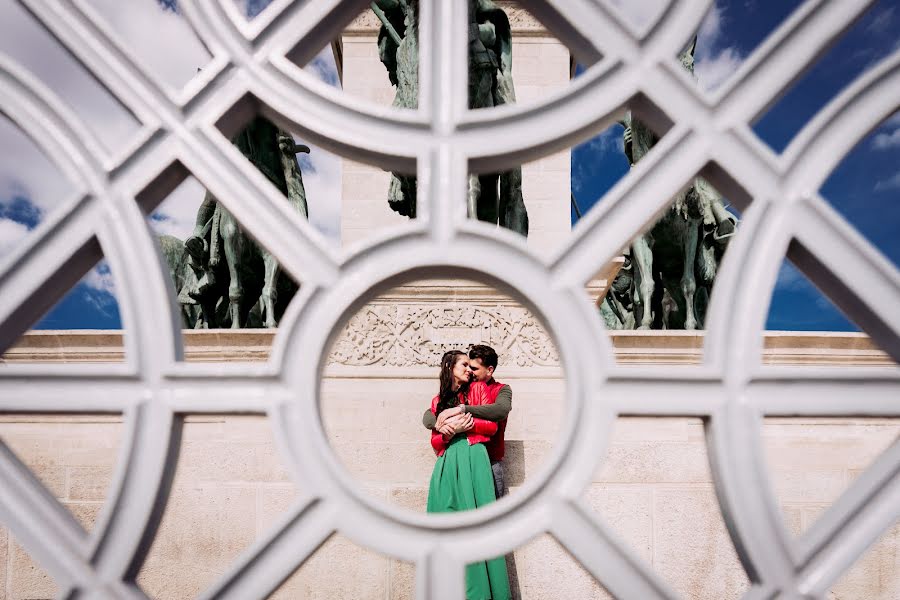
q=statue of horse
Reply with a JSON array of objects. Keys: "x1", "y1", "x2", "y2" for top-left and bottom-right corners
[
  {"x1": 601, "y1": 37, "x2": 737, "y2": 330},
  {"x1": 158, "y1": 234, "x2": 203, "y2": 328},
  {"x1": 183, "y1": 117, "x2": 310, "y2": 328}
]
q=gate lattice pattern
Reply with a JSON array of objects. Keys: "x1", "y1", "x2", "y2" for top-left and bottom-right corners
[{"x1": 0, "y1": 1, "x2": 898, "y2": 599}]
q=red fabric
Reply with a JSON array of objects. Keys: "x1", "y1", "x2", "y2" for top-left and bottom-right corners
[
  {"x1": 481, "y1": 380, "x2": 508, "y2": 462},
  {"x1": 429, "y1": 381, "x2": 498, "y2": 456}
]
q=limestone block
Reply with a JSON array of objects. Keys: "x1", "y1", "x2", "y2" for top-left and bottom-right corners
[
  {"x1": 762, "y1": 420, "x2": 900, "y2": 473},
  {"x1": 513, "y1": 40, "x2": 543, "y2": 58},
  {"x1": 830, "y1": 522, "x2": 900, "y2": 599},
  {"x1": 526, "y1": 230, "x2": 571, "y2": 254},
  {"x1": 220, "y1": 415, "x2": 273, "y2": 443},
  {"x1": 322, "y1": 393, "x2": 397, "y2": 444},
  {"x1": 137, "y1": 484, "x2": 257, "y2": 598},
  {"x1": 341, "y1": 38, "x2": 378, "y2": 59},
  {"x1": 0, "y1": 429, "x2": 66, "y2": 498},
  {"x1": 583, "y1": 485, "x2": 653, "y2": 563},
  {"x1": 519, "y1": 399, "x2": 563, "y2": 440},
  {"x1": 521, "y1": 175, "x2": 570, "y2": 204},
  {"x1": 504, "y1": 440, "x2": 552, "y2": 488},
  {"x1": 515, "y1": 534, "x2": 607, "y2": 600},
  {"x1": 177, "y1": 418, "x2": 224, "y2": 442},
  {"x1": 534, "y1": 150, "x2": 570, "y2": 173},
  {"x1": 390, "y1": 558, "x2": 416, "y2": 600},
  {"x1": 390, "y1": 486, "x2": 428, "y2": 513},
  {"x1": 608, "y1": 417, "x2": 700, "y2": 443},
  {"x1": 67, "y1": 465, "x2": 114, "y2": 501},
  {"x1": 56, "y1": 424, "x2": 121, "y2": 467},
  {"x1": 174, "y1": 438, "x2": 290, "y2": 486},
  {"x1": 513, "y1": 84, "x2": 547, "y2": 104},
  {"x1": 271, "y1": 534, "x2": 388, "y2": 600},
  {"x1": 768, "y1": 468, "x2": 847, "y2": 506},
  {"x1": 259, "y1": 485, "x2": 300, "y2": 535},
  {"x1": 653, "y1": 487, "x2": 748, "y2": 600},
  {"x1": 0, "y1": 526, "x2": 7, "y2": 600},
  {"x1": 798, "y1": 504, "x2": 828, "y2": 533},
  {"x1": 595, "y1": 441, "x2": 712, "y2": 483},
  {"x1": 9, "y1": 536, "x2": 56, "y2": 600},
  {"x1": 331, "y1": 439, "x2": 439, "y2": 487},
  {"x1": 62, "y1": 501, "x2": 103, "y2": 533},
  {"x1": 780, "y1": 505, "x2": 804, "y2": 537}
]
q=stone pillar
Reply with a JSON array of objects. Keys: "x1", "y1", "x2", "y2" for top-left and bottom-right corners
[{"x1": 339, "y1": 3, "x2": 572, "y2": 254}]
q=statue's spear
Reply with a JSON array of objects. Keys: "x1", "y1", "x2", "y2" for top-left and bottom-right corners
[{"x1": 371, "y1": 2, "x2": 403, "y2": 46}]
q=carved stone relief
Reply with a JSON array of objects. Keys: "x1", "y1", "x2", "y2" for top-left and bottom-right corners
[{"x1": 328, "y1": 301, "x2": 558, "y2": 367}]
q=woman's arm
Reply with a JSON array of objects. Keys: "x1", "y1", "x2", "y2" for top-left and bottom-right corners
[
  {"x1": 431, "y1": 430, "x2": 448, "y2": 455},
  {"x1": 469, "y1": 417, "x2": 498, "y2": 436}
]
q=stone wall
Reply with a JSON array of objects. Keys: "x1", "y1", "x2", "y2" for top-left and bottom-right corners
[
  {"x1": 1, "y1": 327, "x2": 897, "y2": 598},
  {"x1": 1, "y1": 414, "x2": 897, "y2": 599}
]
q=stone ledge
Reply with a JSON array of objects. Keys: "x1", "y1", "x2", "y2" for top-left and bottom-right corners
[{"x1": 2, "y1": 330, "x2": 893, "y2": 368}]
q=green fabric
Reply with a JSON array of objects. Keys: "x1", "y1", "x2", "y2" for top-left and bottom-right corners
[{"x1": 427, "y1": 437, "x2": 511, "y2": 600}]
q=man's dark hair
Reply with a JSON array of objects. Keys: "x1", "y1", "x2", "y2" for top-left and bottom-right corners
[{"x1": 468, "y1": 344, "x2": 498, "y2": 369}]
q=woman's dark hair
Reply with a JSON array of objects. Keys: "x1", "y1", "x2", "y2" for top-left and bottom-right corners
[{"x1": 437, "y1": 350, "x2": 469, "y2": 413}]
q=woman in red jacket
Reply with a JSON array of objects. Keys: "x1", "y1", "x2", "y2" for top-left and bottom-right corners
[{"x1": 426, "y1": 350, "x2": 510, "y2": 600}]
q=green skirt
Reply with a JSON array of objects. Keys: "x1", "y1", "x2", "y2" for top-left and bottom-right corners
[{"x1": 427, "y1": 437, "x2": 511, "y2": 600}]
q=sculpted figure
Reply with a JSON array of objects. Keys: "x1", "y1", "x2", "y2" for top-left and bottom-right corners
[
  {"x1": 182, "y1": 116, "x2": 310, "y2": 328},
  {"x1": 374, "y1": 0, "x2": 528, "y2": 235},
  {"x1": 601, "y1": 37, "x2": 737, "y2": 330},
  {"x1": 158, "y1": 234, "x2": 203, "y2": 328}
]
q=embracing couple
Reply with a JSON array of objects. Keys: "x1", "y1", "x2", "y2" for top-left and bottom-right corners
[{"x1": 423, "y1": 344, "x2": 512, "y2": 600}]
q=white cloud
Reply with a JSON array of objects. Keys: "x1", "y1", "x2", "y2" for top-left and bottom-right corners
[
  {"x1": 0, "y1": 218, "x2": 30, "y2": 256},
  {"x1": 1, "y1": 3, "x2": 343, "y2": 257},
  {"x1": 572, "y1": 124, "x2": 625, "y2": 194},
  {"x1": 694, "y1": 46, "x2": 744, "y2": 91},
  {"x1": 874, "y1": 172, "x2": 900, "y2": 192},
  {"x1": 0, "y1": 115, "x2": 77, "y2": 216},
  {"x1": 80, "y1": 0, "x2": 213, "y2": 93},
  {"x1": 698, "y1": 2, "x2": 723, "y2": 42},
  {"x1": 83, "y1": 260, "x2": 116, "y2": 296},
  {"x1": 0, "y1": 1, "x2": 141, "y2": 154},
  {"x1": 299, "y1": 142, "x2": 342, "y2": 241},
  {"x1": 884, "y1": 111, "x2": 900, "y2": 129},
  {"x1": 590, "y1": 126, "x2": 625, "y2": 155},
  {"x1": 694, "y1": 2, "x2": 745, "y2": 92},
  {"x1": 149, "y1": 176, "x2": 207, "y2": 241},
  {"x1": 872, "y1": 128, "x2": 900, "y2": 150}
]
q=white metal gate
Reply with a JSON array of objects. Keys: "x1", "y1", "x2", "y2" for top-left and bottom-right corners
[{"x1": 0, "y1": 1, "x2": 898, "y2": 598}]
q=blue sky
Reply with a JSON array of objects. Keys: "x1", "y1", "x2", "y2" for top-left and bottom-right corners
[
  {"x1": 0, "y1": 0, "x2": 897, "y2": 336},
  {"x1": 572, "y1": 0, "x2": 900, "y2": 332}
]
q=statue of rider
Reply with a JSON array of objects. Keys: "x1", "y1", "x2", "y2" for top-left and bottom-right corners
[
  {"x1": 183, "y1": 116, "x2": 309, "y2": 305},
  {"x1": 373, "y1": 0, "x2": 529, "y2": 236}
]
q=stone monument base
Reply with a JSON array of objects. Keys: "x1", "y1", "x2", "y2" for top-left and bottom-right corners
[{"x1": 1, "y1": 329, "x2": 896, "y2": 598}]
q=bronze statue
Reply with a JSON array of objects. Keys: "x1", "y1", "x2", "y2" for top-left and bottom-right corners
[
  {"x1": 373, "y1": 0, "x2": 528, "y2": 235},
  {"x1": 601, "y1": 37, "x2": 737, "y2": 330},
  {"x1": 167, "y1": 116, "x2": 310, "y2": 329}
]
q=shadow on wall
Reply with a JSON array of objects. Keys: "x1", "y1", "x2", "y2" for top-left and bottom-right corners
[{"x1": 503, "y1": 440, "x2": 528, "y2": 488}]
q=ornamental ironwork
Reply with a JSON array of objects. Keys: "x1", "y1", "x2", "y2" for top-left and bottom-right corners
[{"x1": 0, "y1": 1, "x2": 898, "y2": 599}]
